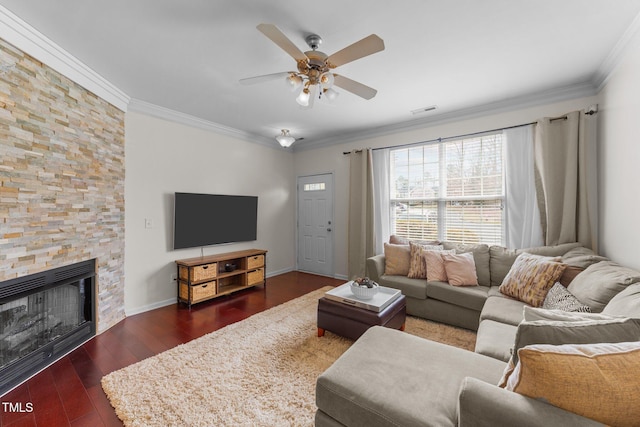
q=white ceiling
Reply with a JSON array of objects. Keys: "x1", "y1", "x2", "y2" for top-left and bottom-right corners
[{"x1": 1, "y1": 0, "x2": 640, "y2": 150}]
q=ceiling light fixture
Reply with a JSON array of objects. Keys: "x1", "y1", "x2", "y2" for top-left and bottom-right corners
[
  {"x1": 275, "y1": 129, "x2": 296, "y2": 148},
  {"x1": 241, "y1": 25, "x2": 384, "y2": 108},
  {"x1": 288, "y1": 34, "x2": 340, "y2": 107}
]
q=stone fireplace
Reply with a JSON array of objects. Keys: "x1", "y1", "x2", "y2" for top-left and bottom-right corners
[
  {"x1": 0, "y1": 36, "x2": 126, "y2": 345},
  {"x1": 0, "y1": 259, "x2": 96, "y2": 395}
]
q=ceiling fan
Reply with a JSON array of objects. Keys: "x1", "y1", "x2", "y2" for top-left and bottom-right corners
[{"x1": 240, "y1": 23, "x2": 385, "y2": 107}]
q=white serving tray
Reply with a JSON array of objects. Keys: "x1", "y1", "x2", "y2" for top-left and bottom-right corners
[{"x1": 324, "y1": 282, "x2": 402, "y2": 312}]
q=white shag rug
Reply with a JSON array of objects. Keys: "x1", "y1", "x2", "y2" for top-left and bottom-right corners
[{"x1": 101, "y1": 287, "x2": 476, "y2": 426}]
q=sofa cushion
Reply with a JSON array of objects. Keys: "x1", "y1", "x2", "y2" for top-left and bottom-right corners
[
  {"x1": 379, "y1": 275, "x2": 427, "y2": 299},
  {"x1": 489, "y1": 246, "x2": 519, "y2": 287},
  {"x1": 442, "y1": 252, "x2": 478, "y2": 286},
  {"x1": 458, "y1": 377, "x2": 603, "y2": 427},
  {"x1": 510, "y1": 315, "x2": 640, "y2": 367},
  {"x1": 480, "y1": 295, "x2": 527, "y2": 326},
  {"x1": 475, "y1": 319, "x2": 517, "y2": 362},
  {"x1": 498, "y1": 253, "x2": 566, "y2": 307},
  {"x1": 442, "y1": 242, "x2": 490, "y2": 287},
  {"x1": 561, "y1": 246, "x2": 609, "y2": 268},
  {"x1": 383, "y1": 243, "x2": 411, "y2": 276},
  {"x1": 568, "y1": 261, "x2": 640, "y2": 312},
  {"x1": 315, "y1": 326, "x2": 506, "y2": 427},
  {"x1": 497, "y1": 314, "x2": 640, "y2": 388},
  {"x1": 505, "y1": 341, "x2": 640, "y2": 427},
  {"x1": 521, "y1": 307, "x2": 623, "y2": 330},
  {"x1": 426, "y1": 281, "x2": 488, "y2": 311},
  {"x1": 523, "y1": 306, "x2": 615, "y2": 322},
  {"x1": 487, "y1": 286, "x2": 503, "y2": 298},
  {"x1": 542, "y1": 283, "x2": 591, "y2": 312},
  {"x1": 602, "y1": 283, "x2": 640, "y2": 318}
]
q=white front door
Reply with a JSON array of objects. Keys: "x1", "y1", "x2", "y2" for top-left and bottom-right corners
[{"x1": 297, "y1": 174, "x2": 334, "y2": 277}]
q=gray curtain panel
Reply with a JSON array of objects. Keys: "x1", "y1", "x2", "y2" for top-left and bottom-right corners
[
  {"x1": 348, "y1": 149, "x2": 375, "y2": 279},
  {"x1": 534, "y1": 110, "x2": 598, "y2": 250}
]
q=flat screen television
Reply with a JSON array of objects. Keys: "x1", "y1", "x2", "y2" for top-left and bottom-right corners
[{"x1": 173, "y1": 192, "x2": 258, "y2": 250}]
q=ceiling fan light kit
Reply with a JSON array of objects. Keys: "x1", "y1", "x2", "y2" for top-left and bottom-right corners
[
  {"x1": 243, "y1": 23, "x2": 384, "y2": 112},
  {"x1": 242, "y1": 23, "x2": 385, "y2": 146}
]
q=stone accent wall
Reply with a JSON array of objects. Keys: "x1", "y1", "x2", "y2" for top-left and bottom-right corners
[{"x1": 0, "y1": 38, "x2": 125, "y2": 333}]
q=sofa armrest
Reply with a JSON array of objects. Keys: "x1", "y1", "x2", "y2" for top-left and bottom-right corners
[
  {"x1": 457, "y1": 377, "x2": 604, "y2": 427},
  {"x1": 366, "y1": 255, "x2": 385, "y2": 283}
]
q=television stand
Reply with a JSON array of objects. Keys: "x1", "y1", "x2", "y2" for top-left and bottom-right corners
[{"x1": 175, "y1": 249, "x2": 267, "y2": 308}]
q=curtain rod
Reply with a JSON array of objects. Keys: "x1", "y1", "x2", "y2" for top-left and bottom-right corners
[
  {"x1": 343, "y1": 109, "x2": 598, "y2": 154},
  {"x1": 366, "y1": 121, "x2": 536, "y2": 153}
]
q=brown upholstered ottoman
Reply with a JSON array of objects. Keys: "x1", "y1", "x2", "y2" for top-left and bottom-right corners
[{"x1": 317, "y1": 294, "x2": 406, "y2": 340}]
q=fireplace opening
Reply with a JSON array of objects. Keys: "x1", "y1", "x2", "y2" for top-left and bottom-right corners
[{"x1": 0, "y1": 259, "x2": 95, "y2": 396}]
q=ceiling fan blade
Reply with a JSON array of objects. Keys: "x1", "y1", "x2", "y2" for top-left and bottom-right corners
[
  {"x1": 239, "y1": 71, "x2": 292, "y2": 85},
  {"x1": 327, "y1": 34, "x2": 385, "y2": 68},
  {"x1": 257, "y1": 23, "x2": 307, "y2": 62},
  {"x1": 333, "y1": 75, "x2": 377, "y2": 100}
]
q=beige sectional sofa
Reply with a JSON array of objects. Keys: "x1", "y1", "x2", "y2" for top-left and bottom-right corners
[
  {"x1": 315, "y1": 241, "x2": 640, "y2": 426},
  {"x1": 366, "y1": 241, "x2": 604, "y2": 332}
]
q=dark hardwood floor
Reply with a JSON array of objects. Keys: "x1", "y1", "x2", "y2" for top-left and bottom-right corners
[{"x1": 0, "y1": 271, "x2": 344, "y2": 427}]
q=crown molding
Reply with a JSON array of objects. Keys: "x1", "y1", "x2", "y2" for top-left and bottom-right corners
[
  {"x1": 293, "y1": 81, "x2": 597, "y2": 152},
  {"x1": 593, "y1": 10, "x2": 640, "y2": 92},
  {"x1": 0, "y1": 5, "x2": 129, "y2": 111},
  {"x1": 128, "y1": 99, "x2": 282, "y2": 149}
]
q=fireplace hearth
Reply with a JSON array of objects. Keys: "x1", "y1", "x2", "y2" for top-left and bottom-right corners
[{"x1": 0, "y1": 259, "x2": 95, "y2": 396}]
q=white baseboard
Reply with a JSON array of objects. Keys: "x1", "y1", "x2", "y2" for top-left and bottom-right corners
[
  {"x1": 125, "y1": 297, "x2": 176, "y2": 316},
  {"x1": 125, "y1": 267, "x2": 296, "y2": 316},
  {"x1": 266, "y1": 267, "x2": 294, "y2": 277}
]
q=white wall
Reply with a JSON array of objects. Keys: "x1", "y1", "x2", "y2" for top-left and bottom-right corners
[
  {"x1": 597, "y1": 27, "x2": 640, "y2": 270},
  {"x1": 294, "y1": 96, "x2": 598, "y2": 278},
  {"x1": 124, "y1": 111, "x2": 295, "y2": 314}
]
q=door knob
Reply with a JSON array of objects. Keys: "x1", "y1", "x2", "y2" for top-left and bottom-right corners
[{"x1": 327, "y1": 228, "x2": 332, "y2": 232}]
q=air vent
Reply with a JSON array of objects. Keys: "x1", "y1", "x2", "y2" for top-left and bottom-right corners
[
  {"x1": 410, "y1": 105, "x2": 438, "y2": 115},
  {"x1": 0, "y1": 276, "x2": 46, "y2": 299},
  {"x1": 53, "y1": 261, "x2": 94, "y2": 282}
]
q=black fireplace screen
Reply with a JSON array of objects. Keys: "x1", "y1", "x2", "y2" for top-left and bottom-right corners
[
  {"x1": 1, "y1": 279, "x2": 90, "y2": 369},
  {"x1": 0, "y1": 259, "x2": 95, "y2": 396}
]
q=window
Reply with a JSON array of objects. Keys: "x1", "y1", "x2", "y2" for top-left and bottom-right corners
[
  {"x1": 390, "y1": 133, "x2": 504, "y2": 245},
  {"x1": 303, "y1": 183, "x2": 326, "y2": 191}
]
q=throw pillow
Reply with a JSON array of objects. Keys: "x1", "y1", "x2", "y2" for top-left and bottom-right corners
[
  {"x1": 424, "y1": 249, "x2": 455, "y2": 282},
  {"x1": 442, "y1": 242, "x2": 490, "y2": 287},
  {"x1": 389, "y1": 235, "x2": 439, "y2": 246},
  {"x1": 442, "y1": 252, "x2": 478, "y2": 286},
  {"x1": 542, "y1": 283, "x2": 592, "y2": 313},
  {"x1": 558, "y1": 265, "x2": 584, "y2": 287},
  {"x1": 505, "y1": 341, "x2": 640, "y2": 426},
  {"x1": 389, "y1": 235, "x2": 409, "y2": 245},
  {"x1": 407, "y1": 241, "x2": 442, "y2": 279},
  {"x1": 567, "y1": 261, "x2": 640, "y2": 313},
  {"x1": 498, "y1": 253, "x2": 566, "y2": 307},
  {"x1": 383, "y1": 243, "x2": 411, "y2": 276},
  {"x1": 497, "y1": 314, "x2": 640, "y2": 387}
]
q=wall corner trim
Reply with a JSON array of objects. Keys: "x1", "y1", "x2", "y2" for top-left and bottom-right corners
[{"x1": 0, "y1": 5, "x2": 130, "y2": 111}]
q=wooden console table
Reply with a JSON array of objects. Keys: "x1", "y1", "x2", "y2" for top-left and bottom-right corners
[{"x1": 176, "y1": 249, "x2": 267, "y2": 308}]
